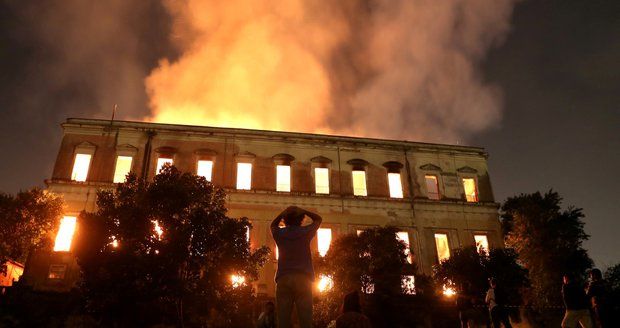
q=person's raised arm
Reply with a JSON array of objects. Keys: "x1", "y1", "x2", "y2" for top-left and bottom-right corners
[
  {"x1": 302, "y1": 208, "x2": 322, "y2": 231},
  {"x1": 271, "y1": 206, "x2": 297, "y2": 230}
]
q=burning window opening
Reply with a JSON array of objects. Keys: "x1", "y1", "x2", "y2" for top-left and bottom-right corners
[
  {"x1": 462, "y1": 178, "x2": 478, "y2": 202},
  {"x1": 71, "y1": 154, "x2": 91, "y2": 182},
  {"x1": 396, "y1": 231, "x2": 412, "y2": 264},
  {"x1": 230, "y1": 274, "x2": 246, "y2": 288},
  {"x1": 352, "y1": 170, "x2": 368, "y2": 196},
  {"x1": 276, "y1": 165, "x2": 291, "y2": 192},
  {"x1": 314, "y1": 167, "x2": 329, "y2": 194},
  {"x1": 113, "y1": 156, "x2": 133, "y2": 183},
  {"x1": 53, "y1": 216, "x2": 77, "y2": 252},
  {"x1": 156, "y1": 157, "x2": 173, "y2": 175},
  {"x1": 197, "y1": 160, "x2": 213, "y2": 181},
  {"x1": 236, "y1": 163, "x2": 252, "y2": 190},
  {"x1": 425, "y1": 175, "x2": 440, "y2": 200},
  {"x1": 474, "y1": 235, "x2": 489, "y2": 254},
  {"x1": 317, "y1": 274, "x2": 333, "y2": 293},
  {"x1": 317, "y1": 228, "x2": 332, "y2": 257},
  {"x1": 401, "y1": 275, "x2": 416, "y2": 295},
  {"x1": 434, "y1": 233, "x2": 451, "y2": 262},
  {"x1": 388, "y1": 173, "x2": 403, "y2": 198}
]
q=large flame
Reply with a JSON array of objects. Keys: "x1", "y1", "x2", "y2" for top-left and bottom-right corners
[{"x1": 146, "y1": 0, "x2": 517, "y2": 142}]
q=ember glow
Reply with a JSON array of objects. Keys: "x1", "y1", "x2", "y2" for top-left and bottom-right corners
[
  {"x1": 317, "y1": 274, "x2": 333, "y2": 293},
  {"x1": 145, "y1": 0, "x2": 517, "y2": 143},
  {"x1": 53, "y1": 216, "x2": 77, "y2": 252},
  {"x1": 230, "y1": 274, "x2": 246, "y2": 288},
  {"x1": 443, "y1": 284, "x2": 457, "y2": 297}
]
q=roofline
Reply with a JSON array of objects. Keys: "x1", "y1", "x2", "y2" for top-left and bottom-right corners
[{"x1": 63, "y1": 118, "x2": 487, "y2": 154}]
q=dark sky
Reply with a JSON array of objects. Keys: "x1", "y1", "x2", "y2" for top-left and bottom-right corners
[{"x1": 1, "y1": 0, "x2": 618, "y2": 267}]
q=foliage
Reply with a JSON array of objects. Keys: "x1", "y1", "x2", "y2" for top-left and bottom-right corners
[
  {"x1": 604, "y1": 263, "x2": 620, "y2": 310},
  {"x1": 314, "y1": 226, "x2": 415, "y2": 328},
  {"x1": 73, "y1": 165, "x2": 269, "y2": 327},
  {"x1": 0, "y1": 188, "x2": 63, "y2": 272},
  {"x1": 434, "y1": 246, "x2": 529, "y2": 307},
  {"x1": 501, "y1": 190, "x2": 592, "y2": 307}
]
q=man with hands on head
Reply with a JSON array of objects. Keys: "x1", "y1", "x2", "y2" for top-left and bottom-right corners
[{"x1": 271, "y1": 206, "x2": 323, "y2": 328}]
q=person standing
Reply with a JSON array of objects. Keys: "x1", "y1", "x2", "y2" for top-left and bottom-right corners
[
  {"x1": 335, "y1": 291, "x2": 372, "y2": 328},
  {"x1": 485, "y1": 278, "x2": 512, "y2": 328},
  {"x1": 561, "y1": 273, "x2": 593, "y2": 328},
  {"x1": 586, "y1": 269, "x2": 610, "y2": 328},
  {"x1": 257, "y1": 301, "x2": 277, "y2": 328},
  {"x1": 271, "y1": 206, "x2": 322, "y2": 328}
]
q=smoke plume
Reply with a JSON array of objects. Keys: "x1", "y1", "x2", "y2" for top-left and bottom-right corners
[{"x1": 146, "y1": 0, "x2": 517, "y2": 143}]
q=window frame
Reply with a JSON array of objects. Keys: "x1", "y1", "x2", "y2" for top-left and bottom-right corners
[
  {"x1": 424, "y1": 174, "x2": 441, "y2": 200},
  {"x1": 460, "y1": 176, "x2": 479, "y2": 202}
]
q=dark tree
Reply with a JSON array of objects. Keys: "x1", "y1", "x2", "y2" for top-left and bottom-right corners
[
  {"x1": 73, "y1": 165, "x2": 269, "y2": 327},
  {"x1": 0, "y1": 188, "x2": 63, "y2": 272},
  {"x1": 501, "y1": 190, "x2": 592, "y2": 307},
  {"x1": 604, "y1": 263, "x2": 620, "y2": 313}
]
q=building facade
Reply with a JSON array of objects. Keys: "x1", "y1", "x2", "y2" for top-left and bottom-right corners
[{"x1": 23, "y1": 118, "x2": 502, "y2": 295}]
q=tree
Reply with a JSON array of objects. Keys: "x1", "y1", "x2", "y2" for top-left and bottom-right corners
[
  {"x1": 604, "y1": 263, "x2": 620, "y2": 313},
  {"x1": 314, "y1": 227, "x2": 415, "y2": 328},
  {"x1": 433, "y1": 246, "x2": 529, "y2": 307},
  {"x1": 0, "y1": 188, "x2": 63, "y2": 273},
  {"x1": 501, "y1": 190, "x2": 592, "y2": 307},
  {"x1": 73, "y1": 165, "x2": 269, "y2": 327}
]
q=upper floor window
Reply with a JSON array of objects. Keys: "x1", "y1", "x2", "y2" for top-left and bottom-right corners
[
  {"x1": 352, "y1": 170, "x2": 367, "y2": 196},
  {"x1": 314, "y1": 167, "x2": 330, "y2": 194},
  {"x1": 462, "y1": 177, "x2": 478, "y2": 202},
  {"x1": 156, "y1": 157, "x2": 173, "y2": 175},
  {"x1": 434, "y1": 233, "x2": 451, "y2": 262},
  {"x1": 197, "y1": 160, "x2": 214, "y2": 181},
  {"x1": 474, "y1": 234, "x2": 489, "y2": 254},
  {"x1": 317, "y1": 228, "x2": 332, "y2": 257},
  {"x1": 396, "y1": 231, "x2": 412, "y2": 263},
  {"x1": 383, "y1": 161, "x2": 404, "y2": 199},
  {"x1": 276, "y1": 165, "x2": 291, "y2": 192},
  {"x1": 53, "y1": 216, "x2": 77, "y2": 252},
  {"x1": 236, "y1": 163, "x2": 252, "y2": 190},
  {"x1": 113, "y1": 156, "x2": 133, "y2": 183},
  {"x1": 425, "y1": 175, "x2": 440, "y2": 200},
  {"x1": 71, "y1": 154, "x2": 92, "y2": 182}
]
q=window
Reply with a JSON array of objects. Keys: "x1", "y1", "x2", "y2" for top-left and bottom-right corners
[
  {"x1": 48, "y1": 264, "x2": 67, "y2": 280},
  {"x1": 317, "y1": 228, "x2": 332, "y2": 257},
  {"x1": 276, "y1": 165, "x2": 291, "y2": 192},
  {"x1": 236, "y1": 163, "x2": 252, "y2": 190},
  {"x1": 396, "y1": 231, "x2": 412, "y2": 263},
  {"x1": 462, "y1": 178, "x2": 478, "y2": 202},
  {"x1": 113, "y1": 156, "x2": 133, "y2": 183},
  {"x1": 425, "y1": 175, "x2": 440, "y2": 200},
  {"x1": 156, "y1": 157, "x2": 173, "y2": 175},
  {"x1": 53, "y1": 216, "x2": 77, "y2": 252},
  {"x1": 401, "y1": 275, "x2": 416, "y2": 295},
  {"x1": 315, "y1": 167, "x2": 330, "y2": 194},
  {"x1": 197, "y1": 160, "x2": 213, "y2": 181},
  {"x1": 434, "y1": 233, "x2": 450, "y2": 262},
  {"x1": 474, "y1": 235, "x2": 489, "y2": 254},
  {"x1": 71, "y1": 153, "x2": 92, "y2": 182},
  {"x1": 352, "y1": 170, "x2": 367, "y2": 196},
  {"x1": 388, "y1": 173, "x2": 404, "y2": 198}
]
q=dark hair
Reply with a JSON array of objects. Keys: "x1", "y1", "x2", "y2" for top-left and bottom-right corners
[
  {"x1": 283, "y1": 212, "x2": 304, "y2": 226},
  {"x1": 590, "y1": 268, "x2": 602, "y2": 280},
  {"x1": 488, "y1": 277, "x2": 497, "y2": 286},
  {"x1": 342, "y1": 291, "x2": 362, "y2": 313}
]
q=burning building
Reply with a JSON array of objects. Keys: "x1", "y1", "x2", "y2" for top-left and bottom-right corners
[{"x1": 22, "y1": 118, "x2": 501, "y2": 295}]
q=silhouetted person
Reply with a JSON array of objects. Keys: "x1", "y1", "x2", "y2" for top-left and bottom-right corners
[
  {"x1": 562, "y1": 273, "x2": 593, "y2": 328},
  {"x1": 485, "y1": 278, "x2": 512, "y2": 328},
  {"x1": 457, "y1": 282, "x2": 475, "y2": 328},
  {"x1": 586, "y1": 269, "x2": 610, "y2": 328},
  {"x1": 335, "y1": 291, "x2": 372, "y2": 328},
  {"x1": 271, "y1": 206, "x2": 322, "y2": 328},
  {"x1": 257, "y1": 301, "x2": 276, "y2": 328}
]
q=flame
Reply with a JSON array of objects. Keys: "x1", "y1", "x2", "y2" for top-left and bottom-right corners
[
  {"x1": 54, "y1": 216, "x2": 77, "y2": 252},
  {"x1": 230, "y1": 274, "x2": 246, "y2": 288},
  {"x1": 317, "y1": 274, "x2": 333, "y2": 293}
]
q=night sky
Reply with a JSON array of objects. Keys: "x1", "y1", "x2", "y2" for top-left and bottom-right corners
[{"x1": 1, "y1": 1, "x2": 618, "y2": 267}]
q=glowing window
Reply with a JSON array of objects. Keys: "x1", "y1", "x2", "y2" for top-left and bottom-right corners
[
  {"x1": 388, "y1": 173, "x2": 403, "y2": 198},
  {"x1": 53, "y1": 216, "x2": 77, "y2": 252},
  {"x1": 352, "y1": 170, "x2": 367, "y2": 196},
  {"x1": 197, "y1": 160, "x2": 213, "y2": 181},
  {"x1": 314, "y1": 167, "x2": 330, "y2": 194},
  {"x1": 317, "y1": 274, "x2": 334, "y2": 293},
  {"x1": 425, "y1": 175, "x2": 440, "y2": 200},
  {"x1": 434, "y1": 233, "x2": 451, "y2": 262},
  {"x1": 474, "y1": 235, "x2": 489, "y2": 254},
  {"x1": 156, "y1": 157, "x2": 173, "y2": 175},
  {"x1": 396, "y1": 231, "x2": 412, "y2": 263},
  {"x1": 236, "y1": 163, "x2": 252, "y2": 190},
  {"x1": 113, "y1": 156, "x2": 133, "y2": 183},
  {"x1": 276, "y1": 165, "x2": 291, "y2": 192},
  {"x1": 401, "y1": 275, "x2": 416, "y2": 295},
  {"x1": 317, "y1": 228, "x2": 332, "y2": 257},
  {"x1": 48, "y1": 264, "x2": 67, "y2": 280},
  {"x1": 71, "y1": 153, "x2": 91, "y2": 182},
  {"x1": 356, "y1": 230, "x2": 364, "y2": 236},
  {"x1": 462, "y1": 178, "x2": 478, "y2": 202}
]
